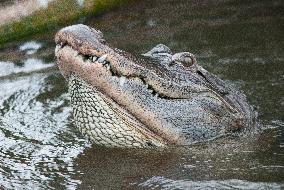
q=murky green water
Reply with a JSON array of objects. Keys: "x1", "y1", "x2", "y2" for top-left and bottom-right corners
[{"x1": 0, "y1": 0, "x2": 283, "y2": 189}]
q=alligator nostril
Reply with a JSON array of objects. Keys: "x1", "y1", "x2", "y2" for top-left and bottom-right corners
[{"x1": 197, "y1": 70, "x2": 207, "y2": 80}]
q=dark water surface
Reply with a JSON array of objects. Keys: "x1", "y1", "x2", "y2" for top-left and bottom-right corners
[{"x1": 0, "y1": 0, "x2": 283, "y2": 189}]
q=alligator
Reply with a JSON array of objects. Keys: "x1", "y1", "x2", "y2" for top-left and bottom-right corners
[{"x1": 55, "y1": 24, "x2": 258, "y2": 148}]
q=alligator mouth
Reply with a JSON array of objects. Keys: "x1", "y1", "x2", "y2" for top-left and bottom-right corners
[{"x1": 55, "y1": 43, "x2": 187, "y2": 100}]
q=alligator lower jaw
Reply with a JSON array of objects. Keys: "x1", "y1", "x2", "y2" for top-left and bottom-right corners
[{"x1": 68, "y1": 74, "x2": 168, "y2": 148}]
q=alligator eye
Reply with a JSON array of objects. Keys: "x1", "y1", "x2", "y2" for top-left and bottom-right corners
[{"x1": 171, "y1": 52, "x2": 196, "y2": 67}]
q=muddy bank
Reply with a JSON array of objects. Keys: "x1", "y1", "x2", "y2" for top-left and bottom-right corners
[{"x1": 0, "y1": 0, "x2": 134, "y2": 46}]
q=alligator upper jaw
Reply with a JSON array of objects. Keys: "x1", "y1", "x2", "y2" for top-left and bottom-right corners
[
  {"x1": 55, "y1": 25, "x2": 233, "y2": 100},
  {"x1": 55, "y1": 44, "x2": 238, "y2": 118},
  {"x1": 55, "y1": 25, "x2": 188, "y2": 98}
]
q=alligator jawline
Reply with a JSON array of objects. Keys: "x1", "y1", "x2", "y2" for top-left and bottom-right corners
[
  {"x1": 57, "y1": 44, "x2": 188, "y2": 101},
  {"x1": 69, "y1": 74, "x2": 169, "y2": 145}
]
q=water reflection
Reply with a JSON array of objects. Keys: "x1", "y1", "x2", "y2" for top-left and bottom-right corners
[
  {"x1": 138, "y1": 177, "x2": 282, "y2": 190},
  {"x1": 0, "y1": 59, "x2": 54, "y2": 77},
  {"x1": 75, "y1": 132, "x2": 284, "y2": 189},
  {"x1": 19, "y1": 41, "x2": 42, "y2": 55}
]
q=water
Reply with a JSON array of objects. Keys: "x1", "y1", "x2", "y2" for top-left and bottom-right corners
[{"x1": 0, "y1": 0, "x2": 283, "y2": 189}]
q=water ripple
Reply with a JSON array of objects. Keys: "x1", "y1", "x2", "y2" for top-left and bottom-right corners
[
  {"x1": 0, "y1": 73, "x2": 89, "y2": 189},
  {"x1": 137, "y1": 176, "x2": 283, "y2": 190}
]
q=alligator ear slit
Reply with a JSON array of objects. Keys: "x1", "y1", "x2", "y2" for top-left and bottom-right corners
[{"x1": 196, "y1": 70, "x2": 206, "y2": 79}]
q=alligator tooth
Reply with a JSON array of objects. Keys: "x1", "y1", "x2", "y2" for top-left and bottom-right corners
[
  {"x1": 55, "y1": 45, "x2": 60, "y2": 54},
  {"x1": 119, "y1": 76, "x2": 126, "y2": 87},
  {"x1": 98, "y1": 54, "x2": 108, "y2": 63},
  {"x1": 92, "y1": 56, "x2": 98, "y2": 62},
  {"x1": 78, "y1": 54, "x2": 83, "y2": 59},
  {"x1": 106, "y1": 64, "x2": 111, "y2": 70},
  {"x1": 154, "y1": 93, "x2": 159, "y2": 99}
]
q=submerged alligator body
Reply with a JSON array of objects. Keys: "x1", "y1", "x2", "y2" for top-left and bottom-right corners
[{"x1": 55, "y1": 24, "x2": 258, "y2": 148}]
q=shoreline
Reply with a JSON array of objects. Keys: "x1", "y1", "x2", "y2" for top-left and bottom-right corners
[{"x1": 0, "y1": 0, "x2": 134, "y2": 46}]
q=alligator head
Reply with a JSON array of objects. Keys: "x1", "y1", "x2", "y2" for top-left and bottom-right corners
[{"x1": 55, "y1": 24, "x2": 257, "y2": 148}]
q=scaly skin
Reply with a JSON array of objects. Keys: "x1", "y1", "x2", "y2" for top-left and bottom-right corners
[{"x1": 55, "y1": 24, "x2": 258, "y2": 148}]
